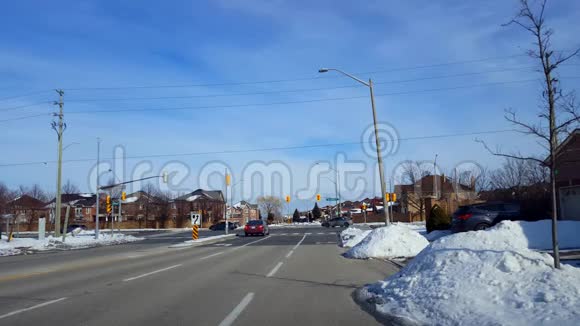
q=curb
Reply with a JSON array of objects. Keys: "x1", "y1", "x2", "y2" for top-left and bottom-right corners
[
  {"x1": 168, "y1": 234, "x2": 236, "y2": 248},
  {"x1": 352, "y1": 288, "x2": 420, "y2": 326}
]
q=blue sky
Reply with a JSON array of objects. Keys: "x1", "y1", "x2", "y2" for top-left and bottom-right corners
[{"x1": 1, "y1": 0, "x2": 579, "y2": 211}]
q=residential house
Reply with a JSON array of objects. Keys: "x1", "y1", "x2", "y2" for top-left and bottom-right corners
[
  {"x1": 228, "y1": 200, "x2": 259, "y2": 225},
  {"x1": 172, "y1": 189, "x2": 225, "y2": 228},
  {"x1": 395, "y1": 175, "x2": 476, "y2": 221},
  {"x1": 120, "y1": 191, "x2": 170, "y2": 228},
  {"x1": 6, "y1": 195, "x2": 46, "y2": 230},
  {"x1": 548, "y1": 129, "x2": 580, "y2": 220},
  {"x1": 44, "y1": 193, "x2": 98, "y2": 225}
]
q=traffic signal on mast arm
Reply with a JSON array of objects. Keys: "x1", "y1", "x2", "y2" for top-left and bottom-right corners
[
  {"x1": 385, "y1": 193, "x2": 390, "y2": 202},
  {"x1": 392, "y1": 193, "x2": 397, "y2": 202},
  {"x1": 121, "y1": 191, "x2": 126, "y2": 201},
  {"x1": 106, "y1": 195, "x2": 112, "y2": 213},
  {"x1": 285, "y1": 195, "x2": 291, "y2": 203},
  {"x1": 316, "y1": 194, "x2": 321, "y2": 201}
]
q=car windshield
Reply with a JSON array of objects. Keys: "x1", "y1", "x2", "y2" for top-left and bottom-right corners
[{"x1": 247, "y1": 220, "x2": 262, "y2": 225}]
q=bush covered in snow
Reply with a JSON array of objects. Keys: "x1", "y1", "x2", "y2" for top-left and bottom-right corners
[
  {"x1": 355, "y1": 220, "x2": 580, "y2": 325},
  {"x1": 344, "y1": 224, "x2": 429, "y2": 259}
]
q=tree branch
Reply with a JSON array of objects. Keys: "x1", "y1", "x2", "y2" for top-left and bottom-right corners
[
  {"x1": 504, "y1": 109, "x2": 550, "y2": 142},
  {"x1": 476, "y1": 139, "x2": 547, "y2": 165}
]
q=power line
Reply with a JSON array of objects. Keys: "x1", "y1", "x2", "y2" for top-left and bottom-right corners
[
  {"x1": 0, "y1": 113, "x2": 50, "y2": 123},
  {"x1": 65, "y1": 78, "x2": 550, "y2": 115},
  {"x1": 0, "y1": 129, "x2": 516, "y2": 167},
  {"x1": 0, "y1": 90, "x2": 51, "y2": 102},
  {"x1": 0, "y1": 101, "x2": 51, "y2": 112},
  {"x1": 64, "y1": 66, "x2": 540, "y2": 103},
  {"x1": 62, "y1": 53, "x2": 532, "y2": 91}
]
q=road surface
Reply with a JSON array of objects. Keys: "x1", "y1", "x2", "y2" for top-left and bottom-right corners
[{"x1": 0, "y1": 226, "x2": 398, "y2": 325}]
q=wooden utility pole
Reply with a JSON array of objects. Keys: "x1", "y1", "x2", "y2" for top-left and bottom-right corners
[{"x1": 52, "y1": 89, "x2": 65, "y2": 237}]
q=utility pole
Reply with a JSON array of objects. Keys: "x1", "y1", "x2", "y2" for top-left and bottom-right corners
[
  {"x1": 51, "y1": 89, "x2": 65, "y2": 237},
  {"x1": 224, "y1": 168, "x2": 229, "y2": 235},
  {"x1": 95, "y1": 138, "x2": 101, "y2": 239}
]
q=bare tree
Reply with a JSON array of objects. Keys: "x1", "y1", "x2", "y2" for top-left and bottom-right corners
[
  {"x1": 478, "y1": 0, "x2": 580, "y2": 268},
  {"x1": 0, "y1": 182, "x2": 17, "y2": 214},
  {"x1": 257, "y1": 196, "x2": 282, "y2": 221},
  {"x1": 398, "y1": 161, "x2": 432, "y2": 220},
  {"x1": 62, "y1": 180, "x2": 80, "y2": 195}
]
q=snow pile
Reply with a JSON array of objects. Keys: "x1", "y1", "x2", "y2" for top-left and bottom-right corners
[
  {"x1": 339, "y1": 227, "x2": 371, "y2": 248},
  {"x1": 0, "y1": 233, "x2": 143, "y2": 256},
  {"x1": 344, "y1": 225, "x2": 429, "y2": 259},
  {"x1": 424, "y1": 229, "x2": 452, "y2": 242},
  {"x1": 355, "y1": 220, "x2": 580, "y2": 325}
]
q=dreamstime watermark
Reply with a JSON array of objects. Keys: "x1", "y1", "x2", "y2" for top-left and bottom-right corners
[{"x1": 85, "y1": 123, "x2": 483, "y2": 201}]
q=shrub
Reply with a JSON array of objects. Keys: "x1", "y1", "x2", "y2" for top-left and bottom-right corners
[{"x1": 427, "y1": 204, "x2": 451, "y2": 233}]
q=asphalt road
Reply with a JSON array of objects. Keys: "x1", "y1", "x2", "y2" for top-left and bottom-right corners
[{"x1": 0, "y1": 226, "x2": 398, "y2": 325}]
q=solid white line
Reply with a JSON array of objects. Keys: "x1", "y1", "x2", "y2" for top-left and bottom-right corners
[
  {"x1": 218, "y1": 292, "x2": 255, "y2": 326},
  {"x1": 123, "y1": 264, "x2": 182, "y2": 282},
  {"x1": 266, "y1": 262, "x2": 284, "y2": 277},
  {"x1": 285, "y1": 250, "x2": 294, "y2": 258},
  {"x1": 200, "y1": 252, "x2": 224, "y2": 260},
  {"x1": 292, "y1": 234, "x2": 307, "y2": 251},
  {"x1": 0, "y1": 297, "x2": 67, "y2": 320},
  {"x1": 231, "y1": 235, "x2": 271, "y2": 251}
]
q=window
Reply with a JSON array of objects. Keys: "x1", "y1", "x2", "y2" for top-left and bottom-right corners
[
  {"x1": 86, "y1": 207, "x2": 91, "y2": 214},
  {"x1": 75, "y1": 207, "x2": 82, "y2": 216}
]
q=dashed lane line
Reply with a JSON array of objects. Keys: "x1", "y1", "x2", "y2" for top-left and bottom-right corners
[
  {"x1": 123, "y1": 264, "x2": 182, "y2": 282},
  {"x1": 218, "y1": 292, "x2": 255, "y2": 326},
  {"x1": 0, "y1": 297, "x2": 67, "y2": 320}
]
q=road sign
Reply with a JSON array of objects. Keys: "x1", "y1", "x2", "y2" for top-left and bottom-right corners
[
  {"x1": 326, "y1": 198, "x2": 339, "y2": 201},
  {"x1": 190, "y1": 213, "x2": 201, "y2": 226}
]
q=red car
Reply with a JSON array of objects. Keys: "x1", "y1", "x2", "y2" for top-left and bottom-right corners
[{"x1": 244, "y1": 220, "x2": 269, "y2": 236}]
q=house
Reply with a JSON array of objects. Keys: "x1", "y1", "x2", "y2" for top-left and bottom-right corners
[
  {"x1": 44, "y1": 193, "x2": 98, "y2": 225},
  {"x1": 547, "y1": 129, "x2": 580, "y2": 220},
  {"x1": 120, "y1": 191, "x2": 170, "y2": 228},
  {"x1": 172, "y1": 189, "x2": 225, "y2": 228},
  {"x1": 228, "y1": 200, "x2": 259, "y2": 225},
  {"x1": 6, "y1": 195, "x2": 46, "y2": 230},
  {"x1": 395, "y1": 175, "x2": 476, "y2": 221}
]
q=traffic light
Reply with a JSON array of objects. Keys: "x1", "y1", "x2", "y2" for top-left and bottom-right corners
[
  {"x1": 285, "y1": 195, "x2": 291, "y2": 203},
  {"x1": 121, "y1": 191, "x2": 126, "y2": 201},
  {"x1": 385, "y1": 193, "x2": 390, "y2": 202},
  {"x1": 106, "y1": 195, "x2": 112, "y2": 213},
  {"x1": 361, "y1": 203, "x2": 367, "y2": 210},
  {"x1": 225, "y1": 173, "x2": 231, "y2": 186},
  {"x1": 316, "y1": 194, "x2": 321, "y2": 201},
  {"x1": 392, "y1": 193, "x2": 397, "y2": 202}
]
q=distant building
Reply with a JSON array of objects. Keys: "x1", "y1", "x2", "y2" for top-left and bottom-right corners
[
  {"x1": 228, "y1": 200, "x2": 259, "y2": 224},
  {"x1": 172, "y1": 189, "x2": 225, "y2": 228},
  {"x1": 546, "y1": 129, "x2": 580, "y2": 220}
]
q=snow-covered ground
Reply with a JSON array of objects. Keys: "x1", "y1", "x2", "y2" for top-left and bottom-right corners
[
  {"x1": 0, "y1": 231, "x2": 143, "y2": 256},
  {"x1": 344, "y1": 225, "x2": 429, "y2": 259},
  {"x1": 355, "y1": 220, "x2": 580, "y2": 325}
]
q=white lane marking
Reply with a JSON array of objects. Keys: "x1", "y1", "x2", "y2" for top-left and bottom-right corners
[
  {"x1": 218, "y1": 292, "x2": 254, "y2": 326},
  {"x1": 230, "y1": 235, "x2": 271, "y2": 251},
  {"x1": 214, "y1": 243, "x2": 232, "y2": 247},
  {"x1": 0, "y1": 297, "x2": 67, "y2": 320},
  {"x1": 266, "y1": 262, "x2": 284, "y2": 277},
  {"x1": 292, "y1": 234, "x2": 307, "y2": 251},
  {"x1": 291, "y1": 233, "x2": 299, "y2": 235},
  {"x1": 200, "y1": 252, "x2": 224, "y2": 260},
  {"x1": 317, "y1": 232, "x2": 324, "y2": 235},
  {"x1": 123, "y1": 264, "x2": 182, "y2": 282},
  {"x1": 285, "y1": 250, "x2": 294, "y2": 258}
]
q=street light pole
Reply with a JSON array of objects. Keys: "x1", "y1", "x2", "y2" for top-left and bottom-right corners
[
  {"x1": 95, "y1": 138, "x2": 101, "y2": 239},
  {"x1": 318, "y1": 69, "x2": 390, "y2": 224},
  {"x1": 52, "y1": 89, "x2": 65, "y2": 236}
]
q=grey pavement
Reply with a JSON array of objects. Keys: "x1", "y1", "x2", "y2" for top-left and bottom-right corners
[{"x1": 0, "y1": 226, "x2": 398, "y2": 325}]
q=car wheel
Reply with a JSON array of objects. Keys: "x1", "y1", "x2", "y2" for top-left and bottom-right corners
[{"x1": 474, "y1": 223, "x2": 490, "y2": 231}]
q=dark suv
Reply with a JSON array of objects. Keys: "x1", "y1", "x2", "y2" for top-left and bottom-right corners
[
  {"x1": 321, "y1": 217, "x2": 352, "y2": 228},
  {"x1": 451, "y1": 202, "x2": 522, "y2": 232}
]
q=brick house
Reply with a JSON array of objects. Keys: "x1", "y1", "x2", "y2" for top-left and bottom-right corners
[
  {"x1": 6, "y1": 195, "x2": 47, "y2": 230},
  {"x1": 172, "y1": 189, "x2": 225, "y2": 228},
  {"x1": 395, "y1": 175, "x2": 476, "y2": 221},
  {"x1": 548, "y1": 129, "x2": 580, "y2": 220},
  {"x1": 228, "y1": 200, "x2": 259, "y2": 225},
  {"x1": 44, "y1": 193, "x2": 98, "y2": 225},
  {"x1": 120, "y1": 191, "x2": 169, "y2": 228}
]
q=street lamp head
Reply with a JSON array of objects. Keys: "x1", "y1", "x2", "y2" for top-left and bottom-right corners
[{"x1": 318, "y1": 68, "x2": 329, "y2": 73}]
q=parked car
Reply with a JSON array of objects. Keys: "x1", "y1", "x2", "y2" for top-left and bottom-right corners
[
  {"x1": 451, "y1": 202, "x2": 522, "y2": 232},
  {"x1": 244, "y1": 219, "x2": 269, "y2": 236},
  {"x1": 61, "y1": 224, "x2": 87, "y2": 233},
  {"x1": 321, "y1": 217, "x2": 352, "y2": 228},
  {"x1": 209, "y1": 221, "x2": 236, "y2": 231}
]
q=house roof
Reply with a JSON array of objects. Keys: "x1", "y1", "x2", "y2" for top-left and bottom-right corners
[
  {"x1": 8, "y1": 194, "x2": 46, "y2": 209},
  {"x1": 544, "y1": 128, "x2": 580, "y2": 164},
  {"x1": 395, "y1": 175, "x2": 474, "y2": 193},
  {"x1": 45, "y1": 193, "x2": 97, "y2": 207},
  {"x1": 175, "y1": 189, "x2": 224, "y2": 202}
]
